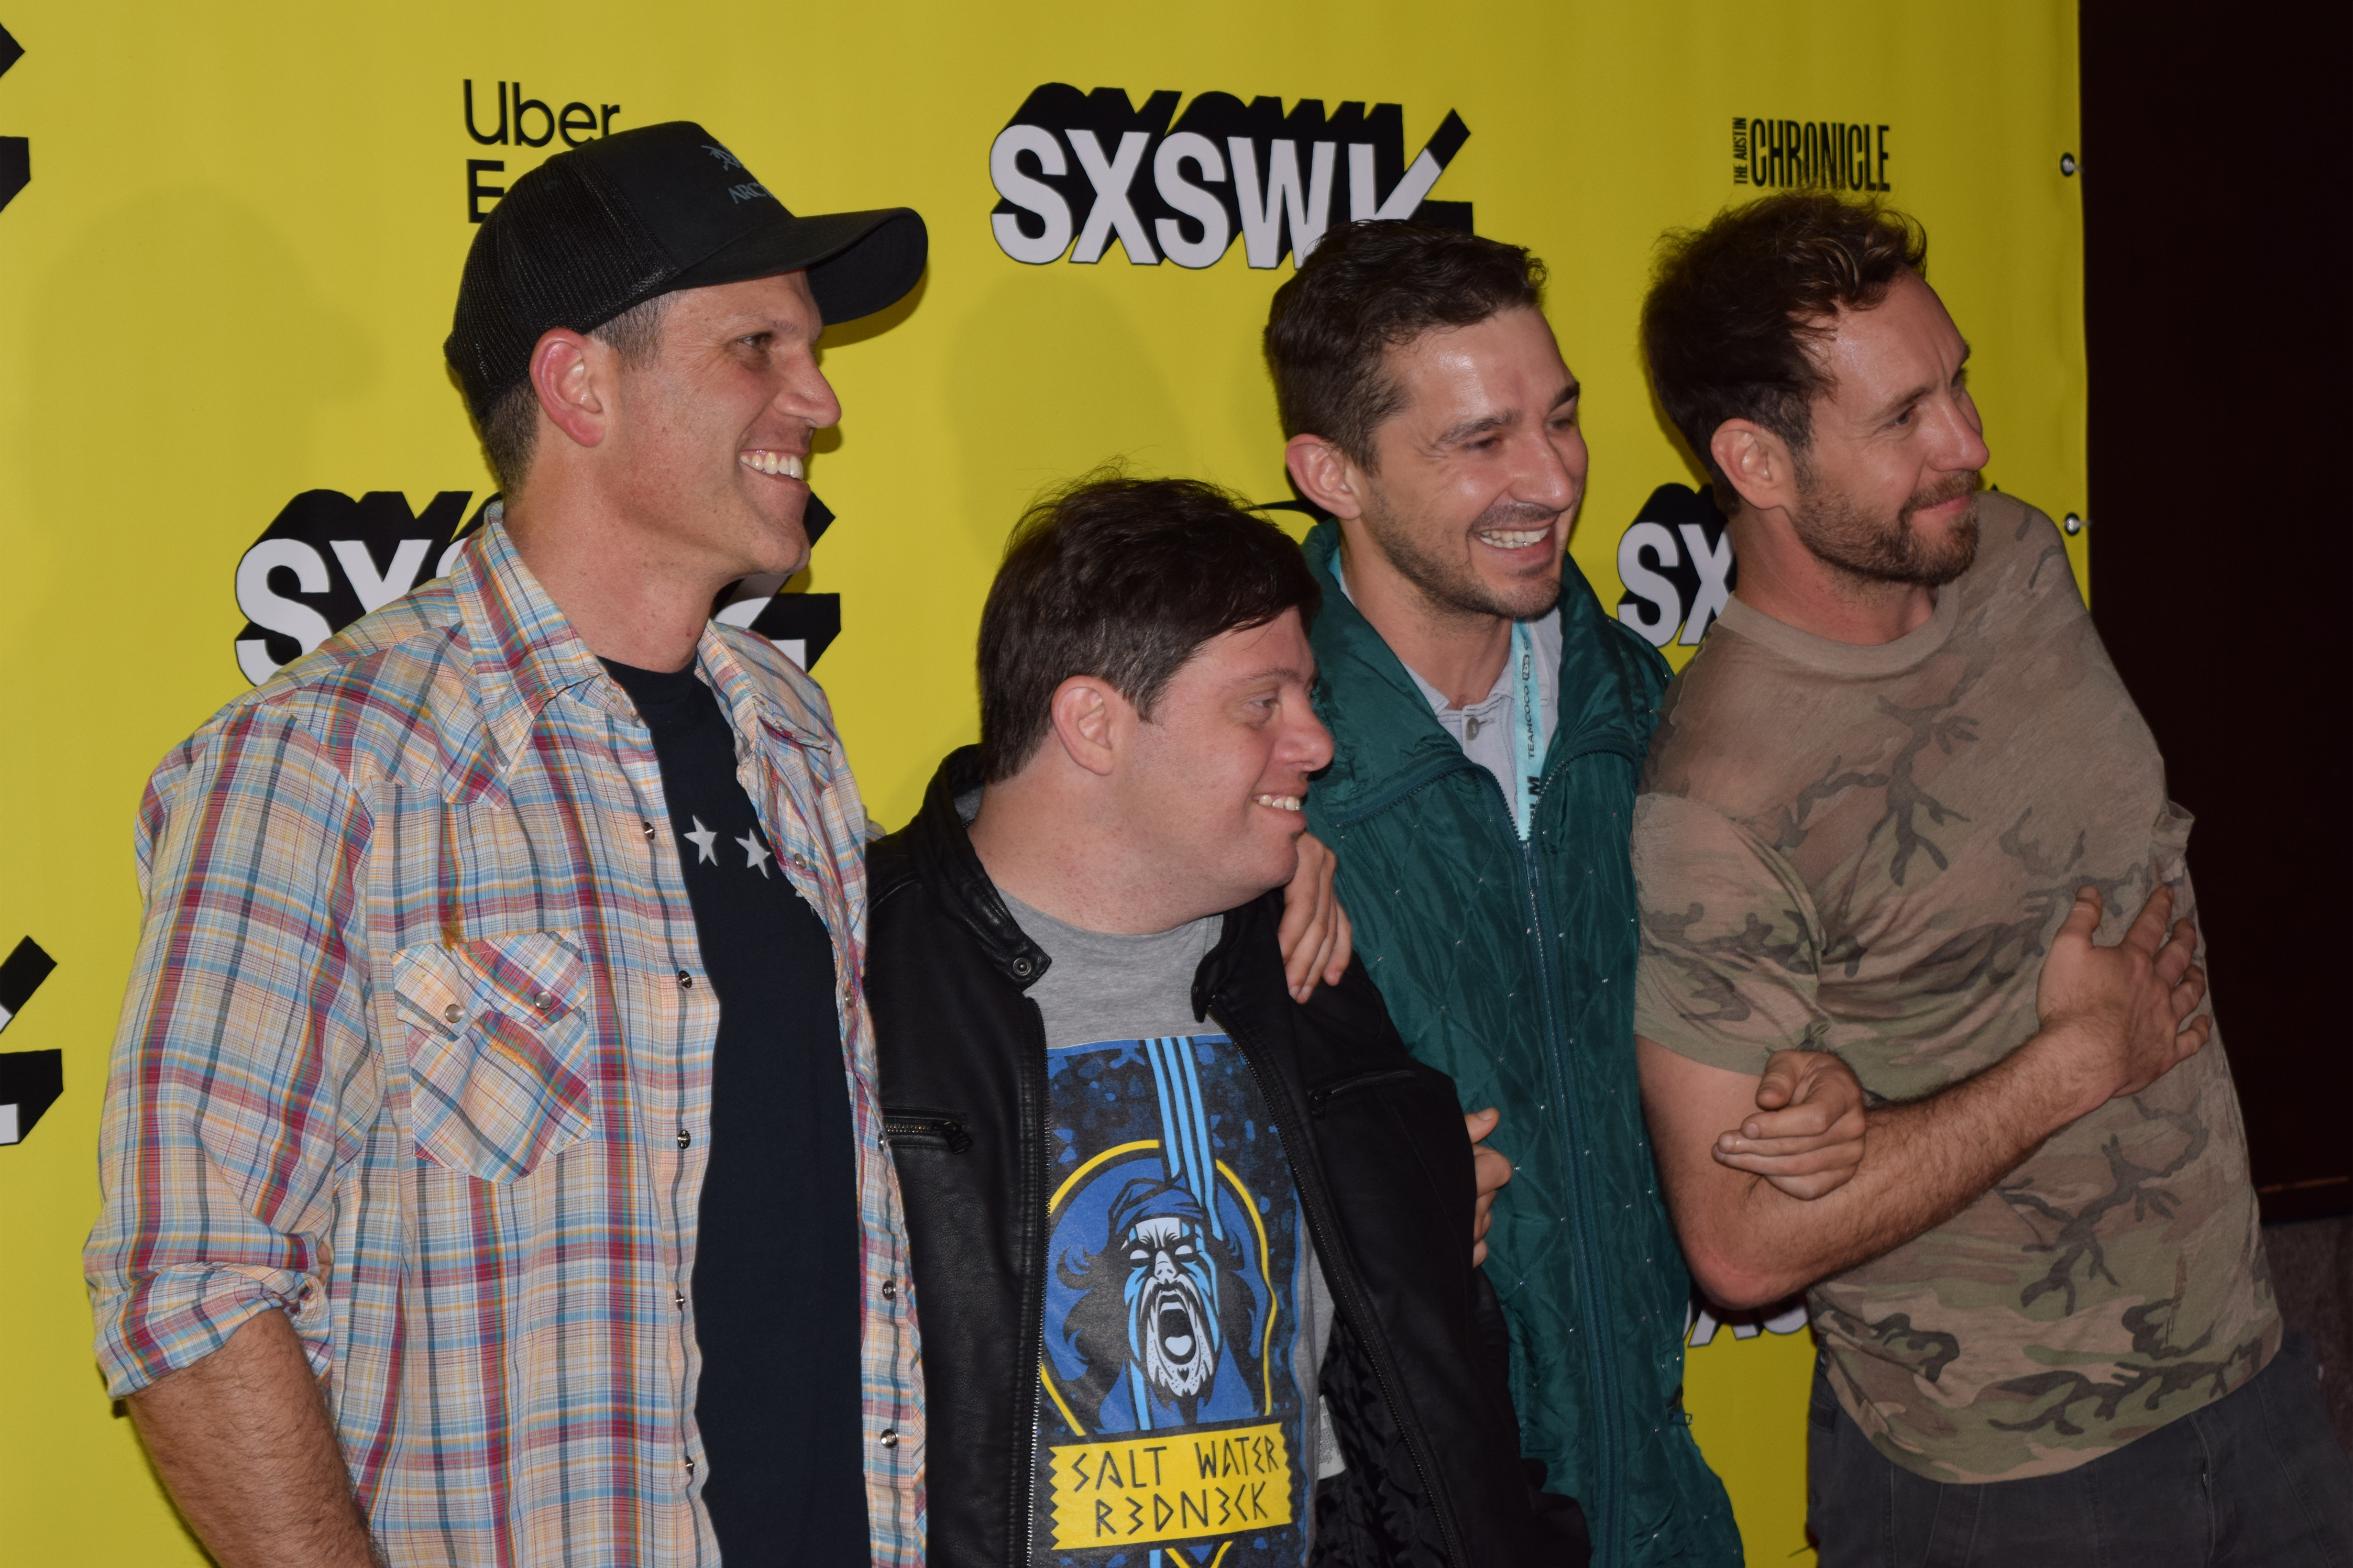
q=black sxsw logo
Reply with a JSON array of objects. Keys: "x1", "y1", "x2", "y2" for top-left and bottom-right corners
[
  {"x1": 1, "y1": 935, "x2": 59, "y2": 1148},
  {"x1": 989, "y1": 85, "x2": 1471, "y2": 270},
  {"x1": 0, "y1": 24, "x2": 28, "y2": 217},
  {"x1": 232, "y1": 491, "x2": 841, "y2": 684},
  {"x1": 1733, "y1": 116, "x2": 1892, "y2": 193},
  {"x1": 463, "y1": 79, "x2": 626, "y2": 223},
  {"x1": 1615, "y1": 483, "x2": 1736, "y2": 649}
]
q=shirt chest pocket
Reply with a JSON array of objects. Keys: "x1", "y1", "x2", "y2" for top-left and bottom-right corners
[{"x1": 393, "y1": 930, "x2": 596, "y2": 1182}]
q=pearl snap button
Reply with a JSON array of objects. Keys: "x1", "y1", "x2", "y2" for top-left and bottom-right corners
[{"x1": 442, "y1": 1003, "x2": 462, "y2": 1025}]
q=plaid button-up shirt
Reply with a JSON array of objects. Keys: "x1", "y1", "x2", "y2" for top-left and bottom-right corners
[{"x1": 86, "y1": 515, "x2": 926, "y2": 1565}]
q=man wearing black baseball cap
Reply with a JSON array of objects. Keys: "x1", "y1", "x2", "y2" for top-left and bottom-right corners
[{"x1": 90, "y1": 124, "x2": 931, "y2": 1567}]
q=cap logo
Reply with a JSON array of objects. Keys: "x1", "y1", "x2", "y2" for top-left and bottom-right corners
[
  {"x1": 727, "y1": 181, "x2": 772, "y2": 204},
  {"x1": 703, "y1": 143, "x2": 744, "y2": 171}
]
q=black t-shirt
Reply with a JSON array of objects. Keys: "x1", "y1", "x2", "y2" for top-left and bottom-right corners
[{"x1": 602, "y1": 657, "x2": 867, "y2": 1565}]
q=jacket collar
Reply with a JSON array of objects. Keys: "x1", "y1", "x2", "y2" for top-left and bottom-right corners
[
  {"x1": 447, "y1": 504, "x2": 839, "y2": 799},
  {"x1": 906, "y1": 746, "x2": 1287, "y2": 1010},
  {"x1": 1301, "y1": 519, "x2": 1665, "y2": 822},
  {"x1": 908, "y1": 747, "x2": 1055, "y2": 988}
]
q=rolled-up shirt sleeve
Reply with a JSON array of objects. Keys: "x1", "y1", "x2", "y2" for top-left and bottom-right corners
[
  {"x1": 1630, "y1": 792, "x2": 1833, "y2": 1075},
  {"x1": 86, "y1": 703, "x2": 377, "y2": 1398}
]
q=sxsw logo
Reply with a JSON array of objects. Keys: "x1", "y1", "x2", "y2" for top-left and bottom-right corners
[
  {"x1": 0, "y1": 23, "x2": 28, "y2": 218},
  {"x1": 232, "y1": 491, "x2": 842, "y2": 684},
  {"x1": 1614, "y1": 483, "x2": 1736, "y2": 649},
  {"x1": 988, "y1": 84, "x2": 1471, "y2": 270}
]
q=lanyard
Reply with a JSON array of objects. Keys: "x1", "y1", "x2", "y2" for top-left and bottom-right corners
[{"x1": 1511, "y1": 618, "x2": 1548, "y2": 841}]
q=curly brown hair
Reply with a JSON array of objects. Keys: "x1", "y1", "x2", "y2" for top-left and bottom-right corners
[
  {"x1": 1641, "y1": 192, "x2": 1927, "y2": 501},
  {"x1": 1263, "y1": 220, "x2": 1545, "y2": 471}
]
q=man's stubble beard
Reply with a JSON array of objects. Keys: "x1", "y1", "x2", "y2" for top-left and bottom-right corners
[
  {"x1": 1790, "y1": 465, "x2": 1983, "y2": 589},
  {"x1": 1357, "y1": 487, "x2": 1567, "y2": 624}
]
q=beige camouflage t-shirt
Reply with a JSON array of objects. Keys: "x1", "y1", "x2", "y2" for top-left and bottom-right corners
[{"x1": 1632, "y1": 494, "x2": 2277, "y2": 1485}]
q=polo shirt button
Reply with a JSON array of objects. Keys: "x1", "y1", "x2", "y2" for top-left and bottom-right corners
[
  {"x1": 881, "y1": 1279, "x2": 897, "y2": 1300},
  {"x1": 677, "y1": 970, "x2": 692, "y2": 989},
  {"x1": 641, "y1": 820, "x2": 655, "y2": 841},
  {"x1": 878, "y1": 1429, "x2": 899, "y2": 1449},
  {"x1": 676, "y1": 1128, "x2": 692, "y2": 1149}
]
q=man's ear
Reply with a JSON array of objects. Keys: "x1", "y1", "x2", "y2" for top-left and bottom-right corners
[
  {"x1": 1709, "y1": 419, "x2": 1799, "y2": 518},
  {"x1": 1284, "y1": 434, "x2": 1368, "y2": 522},
  {"x1": 529, "y1": 328, "x2": 612, "y2": 452},
  {"x1": 1046, "y1": 676, "x2": 1126, "y2": 778}
]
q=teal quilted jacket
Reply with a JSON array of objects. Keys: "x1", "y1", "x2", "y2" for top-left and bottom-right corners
[{"x1": 1301, "y1": 522, "x2": 1741, "y2": 1568}]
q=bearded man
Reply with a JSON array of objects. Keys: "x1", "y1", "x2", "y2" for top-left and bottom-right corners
[
  {"x1": 1631, "y1": 192, "x2": 2352, "y2": 1563},
  {"x1": 1269, "y1": 219, "x2": 1877, "y2": 1567}
]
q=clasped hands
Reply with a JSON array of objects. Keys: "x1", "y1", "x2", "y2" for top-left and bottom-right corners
[{"x1": 1465, "y1": 1046, "x2": 1865, "y2": 1271}]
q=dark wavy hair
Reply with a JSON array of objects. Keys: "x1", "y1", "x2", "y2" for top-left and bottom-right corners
[
  {"x1": 1263, "y1": 219, "x2": 1545, "y2": 470},
  {"x1": 977, "y1": 470, "x2": 1320, "y2": 783},
  {"x1": 1641, "y1": 192, "x2": 1928, "y2": 501}
]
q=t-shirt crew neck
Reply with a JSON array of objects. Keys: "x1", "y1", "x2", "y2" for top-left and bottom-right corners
[
  {"x1": 1708, "y1": 568, "x2": 1960, "y2": 677},
  {"x1": 994, "y1": 889, "x2": 1342, "y2": 1564},
  {"x1": 600, "y1": 656, "x2": 869, "y2": 1564},
  {"x1": 1631, "y1": 496, "x2": 2273, "y2": 1485}
]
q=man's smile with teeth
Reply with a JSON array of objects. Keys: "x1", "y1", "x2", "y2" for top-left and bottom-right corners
[
  {"x1": 1478, "y1": 524, "x2": 1550, "y2": 549},
  {"x1": 740, "y1": 449, "x2": 805, "y2": 479},
  {"x1": 1254, "y1": 794, "x2": 1302, "y2": 812}
]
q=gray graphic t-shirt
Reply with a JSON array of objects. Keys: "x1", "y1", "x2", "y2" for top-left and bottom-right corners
[
  {"x1": 1631, "y1": 495, "x2": 2276, "y2": 1484},
  {"x1": 1001, "y1": 893, "x2": 1338, "y2": 1566}
]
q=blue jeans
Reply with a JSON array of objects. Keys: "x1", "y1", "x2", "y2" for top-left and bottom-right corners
[{"x1": 1807, "y1": 1331, "x2": 2353, "y2": 1565}]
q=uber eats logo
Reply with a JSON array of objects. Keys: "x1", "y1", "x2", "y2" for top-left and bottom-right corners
[
  {"x1": 1615, "y1": 483, "x2": 1736, "y2": 649},
  {"x1": 462, "y1": 78, "x2": 626, "y2": 224},
  {"x1": 988, "y1": 84, "x2": 1472, "y2": 270},
  {"x1": 232, "y1": 491, "x2": 842, "y2": 685}
]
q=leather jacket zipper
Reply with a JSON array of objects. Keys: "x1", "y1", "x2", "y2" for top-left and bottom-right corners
[
  {"x1": 1216, "y1": 1002, "x2": 1468, "y2": 1568},
  {"x1": 1306, "y1": 1066, "x2": 1417, "y2": 1117},
  {"x1": 1012, "y1": 998, "x2": 1051, "y2": 1563},
  {"x1": 881, "y1": 1112, "x2": 971, "y2": 1154}
]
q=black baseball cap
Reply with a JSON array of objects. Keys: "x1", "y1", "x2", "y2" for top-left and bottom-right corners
[{"x1": 445, "y1": 120, "x2": 927, "y2": 421}]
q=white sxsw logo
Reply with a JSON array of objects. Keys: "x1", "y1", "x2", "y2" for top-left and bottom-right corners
[
  {"x1": 235, "y1": 535, "x2": 467, "y2": 686},
  {"x1": 992, "y1": 126, "x2": 1445, "y2": 269}
]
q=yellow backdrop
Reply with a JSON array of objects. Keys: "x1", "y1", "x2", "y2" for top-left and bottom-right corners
[{"x1": 0, "y1": 3, "x2": 2083, "y2": 1561}]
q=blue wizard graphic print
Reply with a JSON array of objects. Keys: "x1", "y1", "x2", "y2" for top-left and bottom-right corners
[{"x1": 1035, "y1": 1033, "x2": 1309, "y2": 1564}]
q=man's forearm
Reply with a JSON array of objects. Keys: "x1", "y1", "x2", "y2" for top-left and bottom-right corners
[
  {"x1": 1654, "y1": 1029, "x2": 2089, "y2": 1307},
  {"x1": 128, "y1": 1308, "x2": 382, "y2": 1568}
]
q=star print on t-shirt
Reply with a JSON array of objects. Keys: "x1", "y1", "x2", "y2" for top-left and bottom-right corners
[
  {"x1": 737, "y1": 830, "x2": 773, "y2": 877},
  {"x1": 685, "y1": 818, "x2": 720, "y2": 864}
]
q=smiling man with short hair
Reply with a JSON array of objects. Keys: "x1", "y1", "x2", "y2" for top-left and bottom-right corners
[
  {"x1": 866, "y1": 473, "x2": 1583, "y2": 1566},
  {"x1": 1632, "y1": 191, "x2": 2351, "y2": 1563},
  {"x1": 1266, "y1": 219, "x2": 1877, "y2": 1567},
  {"x1": 87, "y1": 123, "x2": 929, "y2": 1566}
]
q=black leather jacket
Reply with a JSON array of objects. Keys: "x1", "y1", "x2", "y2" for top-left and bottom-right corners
[{"x1": 867, "y1": 748, "x2": 1586, "y2": 1566}]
